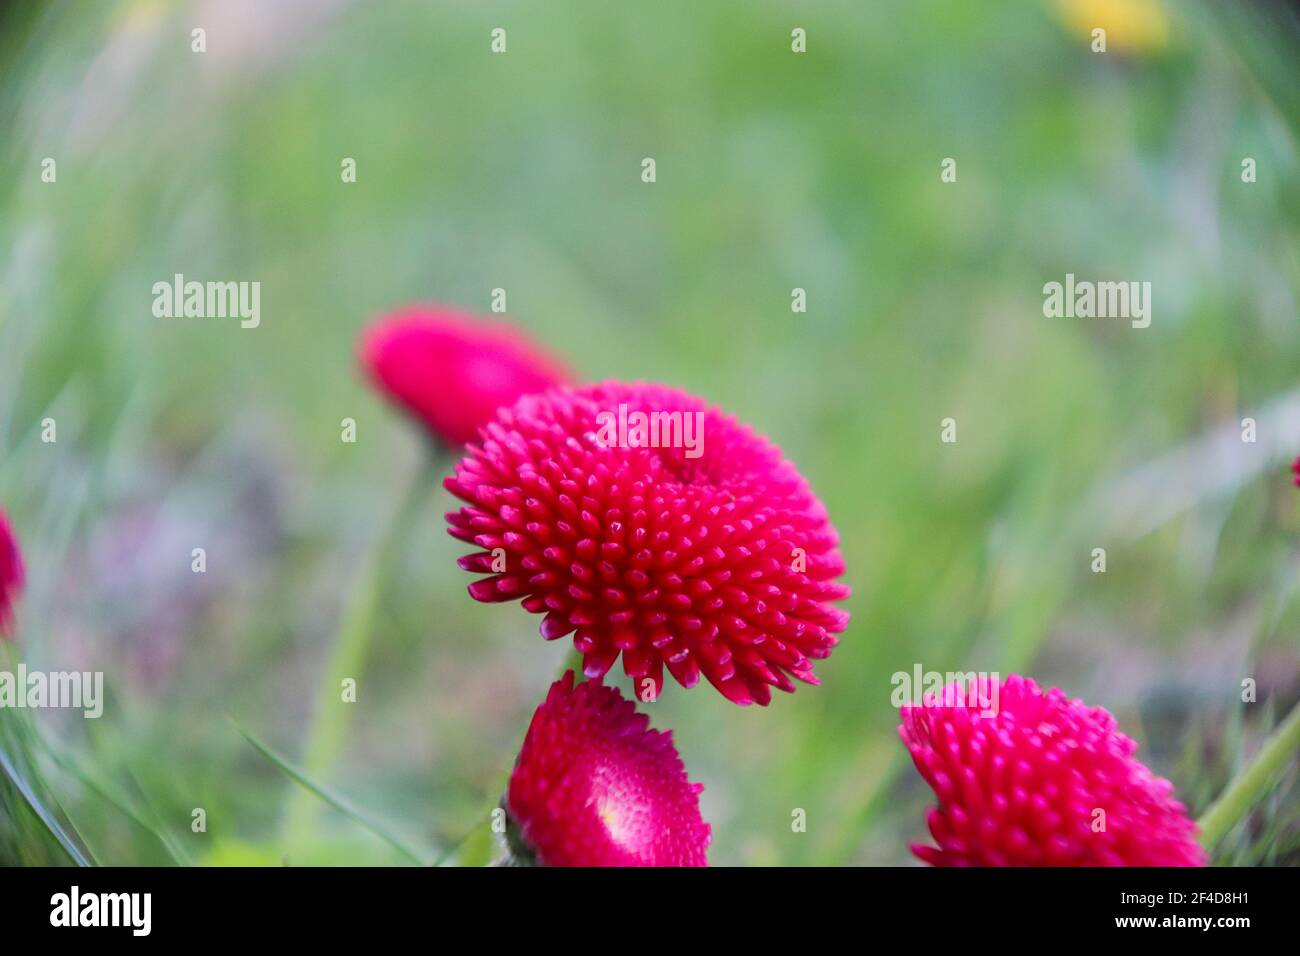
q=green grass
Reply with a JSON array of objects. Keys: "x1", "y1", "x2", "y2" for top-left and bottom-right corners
[{"x1": 0, "y1": 0, "x2": 1297, "y2": 866}]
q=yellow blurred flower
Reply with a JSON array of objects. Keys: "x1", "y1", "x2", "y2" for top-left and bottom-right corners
[{"x1": 1056, "y1": 0, "x2": 1170, "y2": 54}]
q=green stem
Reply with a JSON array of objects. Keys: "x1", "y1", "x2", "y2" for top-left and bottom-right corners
[
  {"x1": 285, "y1": 456, "x2": 438, "y2": 855},
  {"x1": 1197, "y1": 698, "x2": 1300, "y2": 851},
  {"x1": 556, "y1": 647, "x2": 585, "y2": 682}
]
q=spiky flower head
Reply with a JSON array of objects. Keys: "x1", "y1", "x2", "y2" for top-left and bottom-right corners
[
  {"x1": 504, "y1": 671, "x2": 710, "y2": 866},
  {"x1": 446, "y1": 381, "x2": 851, "y2": 705},
  {"x1": 899, "y1": 673, "x2": 1206, "y2": 866}
]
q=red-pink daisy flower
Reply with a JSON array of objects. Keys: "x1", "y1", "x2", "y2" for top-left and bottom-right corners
[
  {"x1": 0, "y1": 509, "x2": 24, "y2": 638},
  {"x1": 358, "y1": 305, "x2": 570, "y2": 447},
  {"x1": 445, "y1": 381, "x2": 851, "y2": 705},
  {"x1": 899, "y1": 673, "x2": 1206, "y2": 866},
  {"x1": 1291, "y1": 455, "x2": 1300, "y2": 487},
  {"x1": 504, "y1": 671, "x2": 710, "y2": 866}
]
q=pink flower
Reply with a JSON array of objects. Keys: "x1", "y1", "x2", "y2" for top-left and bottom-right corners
[
  {"x1": 1291, "y1": 455, "x2": 1300, "y2": 487},
  {"x1": 505, "y1": 671, "x2": 710, "y2": 866},
  {"x1": 0, "y1": 509, "x2": 24, "y2": 638},
  {"x1": 358, "y1": 305, "x2": 570, "y2": 447},
  {"x1": 899, "y1": 673, "x2": 1206, "y2": 866},
  {"x1": 446, "y1": 381, "x2": 851, "y2": 705}
]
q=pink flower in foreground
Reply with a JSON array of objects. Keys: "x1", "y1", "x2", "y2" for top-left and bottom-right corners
[
  {"x1": 358, "y1": 305, "x2": 570, "y2": 447},
  {"x1": 1291, "y1": 455, "x2": 1300, "y2": 487},
  {"x1": 900, "y1": 673, "x2": 1206, "y2": 866},
  {"x1": 0, "y1": 510, "x2": 24, "y2": 638},
  {"x1": 505, "y1": 671, "x2": 710, "y2": 866},
  {"x1": 446, "y1": 381, "x2": 851, "y2": 705}
]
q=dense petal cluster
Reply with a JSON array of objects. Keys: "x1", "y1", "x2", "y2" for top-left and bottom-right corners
[
  {"x1": 446, "y1": 381, "x2": 851, "y2": 705},
  {"x1": 505, "y1": 671, "x2": 710, "y2": 866},
  {"x1": 1292, "y1": 454, "x2": 1300, "y2": 487},
  {"x1": 358, "y1": 305, "x2": 570, "y2": 447},
  {"x1": 0, "y1": 510, "x2": 23, "y2": 638},
  {"x1": 899, "y1": 673, "x2": 1206, "y2": 866}
]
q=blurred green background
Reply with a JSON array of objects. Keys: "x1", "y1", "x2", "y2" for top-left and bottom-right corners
[{"x1": 1, "y1": 0, "x2": 1298, "y2": 866}]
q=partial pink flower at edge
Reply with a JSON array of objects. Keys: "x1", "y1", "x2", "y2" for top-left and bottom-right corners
[
  {"x1": 899, "y1": 673, "x2": 1206, "y2": 866},
  {"x1": 0, "y1": 509, "x2": 25, "y2": 638},
  {"x1": 358, "y1": 305, "x2": 571, "y2": 448}
]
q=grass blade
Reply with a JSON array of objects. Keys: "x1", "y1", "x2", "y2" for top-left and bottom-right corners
[
  {"x1": 232, "y1": 719, "x2": 427, "y2": 866},
  {"x1": 0, "y1": 742, "x2": 90, "y2": 867}
]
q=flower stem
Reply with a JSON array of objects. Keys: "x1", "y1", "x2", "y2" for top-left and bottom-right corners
[
  {"x1": 1197, "y1": 697, "x2": 1300, "y2": 852},
  {"x1": 285, "y1": 455, "x2": 438, "y2": 857},
  {"x1": 557, "y1": 646, "x2": 584, "y2": 682}
]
